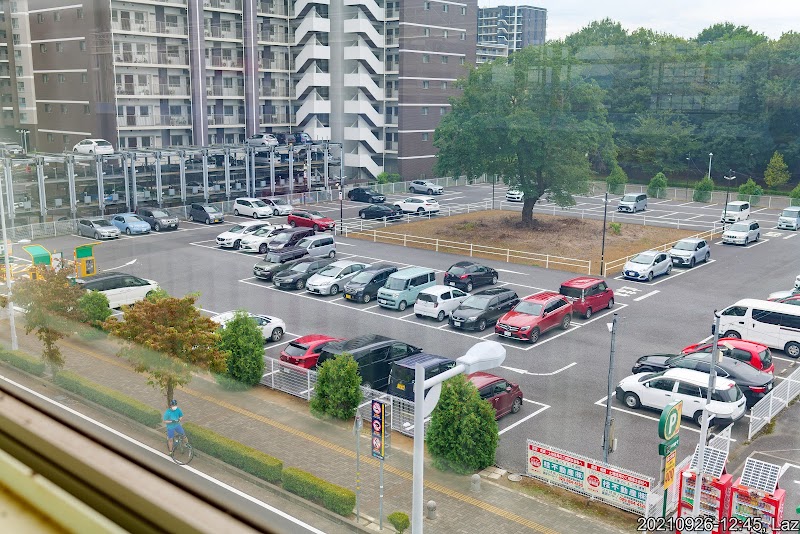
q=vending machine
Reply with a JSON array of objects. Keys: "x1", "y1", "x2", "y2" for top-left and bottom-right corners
[
  {"x1": 677, "y1": 445, "x2": 733, "y2": 534},
  {"x1": 732, "y1": 458, "x2": 785, "y2": 534}
]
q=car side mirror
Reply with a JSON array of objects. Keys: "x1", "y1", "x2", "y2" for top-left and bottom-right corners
[{"x1": 506, "y1": 386, "x2": 512, "y2": 392}]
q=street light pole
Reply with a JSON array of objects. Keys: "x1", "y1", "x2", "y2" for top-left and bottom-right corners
[
  {"x1": 707, "y1": 152, "x2": 713, "y2": 180},
  {"x1": 685, "y1": 156, "x2": 691, "y2": 197},
  {"x1": 602, "y1": 313, "x2": 618, "y2": 464},
  {"x1": 600, "y1": 191, "x2": 609, "y2": 276},
  {"x1": 721, "y1": 170, "x2": 736, "y2": 226}
]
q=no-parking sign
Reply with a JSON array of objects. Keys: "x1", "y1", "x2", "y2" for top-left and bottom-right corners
[{"x1": 372, "y1": 400, "x2": 386, "y2": 460}]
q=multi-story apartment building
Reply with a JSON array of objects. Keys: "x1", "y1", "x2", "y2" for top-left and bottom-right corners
[
  {"x1": 0, "y1": 0, "x2": 476, "y2": 181},
  {"x1": 476, "y1": 4, "x2": 546, "y2": 64}
]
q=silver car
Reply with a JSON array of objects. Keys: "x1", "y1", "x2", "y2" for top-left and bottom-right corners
[
  {"x1": 262, "y1": 197, "x2": 293, "y2": 216},
  {"x1": 722, "y1": 221, "x2": 760, "y2": 245},
  {"x1": 622, "y1": 250, "x2": 672, "y2": 281},
  {"x1": 77, "y1": 217, "x2": 120, "y2": 239},
  {"x1": 408, "y1": 180, "x2": 443, "y2": 195},
  {"x1": 669, "y1": 238, "x2": 710, "y2": 268},
  {"x1": 306, "y1": 260, "x2": 370, "y2": 296}
]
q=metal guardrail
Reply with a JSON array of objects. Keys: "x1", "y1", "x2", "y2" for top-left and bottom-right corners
[{"x1": 748, "y1": 365, "x2": 800, "y2": 440}]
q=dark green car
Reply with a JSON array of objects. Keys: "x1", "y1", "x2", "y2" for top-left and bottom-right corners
[{"x1": 273, "y1": 257, "x2": 336, "y2": 290}]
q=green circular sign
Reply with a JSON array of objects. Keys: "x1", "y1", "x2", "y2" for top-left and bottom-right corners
[{"x1": 658, "y1": 400, "x2": 683, "y2": 441}]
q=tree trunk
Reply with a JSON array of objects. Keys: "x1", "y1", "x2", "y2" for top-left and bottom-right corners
[
  {"x1": 166, "y1": 380, "x2": 174, "y2": 407},
  {"x1": 521, "y1": 197, "x2": 537, "y2": 226}
]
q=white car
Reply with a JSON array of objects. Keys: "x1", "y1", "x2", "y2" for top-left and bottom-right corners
[
  {"x1": 722, "y1": 221, "x2": 760, "y2": 245},
  {"x1": 408, "y1": 180, "x2": 443, "y2": 195},
  {"x1": 75, "y1": 272, "x2": 159, "y2": 309},
  {"x1": 668, "y1": 238, "x2": 710, "y2": 268},
  {"x1": 261, "y1": 197, "x2": 293, "y2": 216},
  {"x1": 622, "y1": 250, "x2": 672, "y2": 281},
  {"x1": 414, "y1": 285, "x2": 470, "y2": 322},
  {"x1": 216, "y1": 221, "x2": 272, "y2": 249},
  {"x1": 239, "y1": 224, "x2": 292, "y2": 253},
  {"x1": 246, "y1": 133, "x2": 278, "y2": 147},
  {"x1": 306, "y1": 260, "x2": 370, "y2": 296},
  {"x1": 73, "y1": 138, "x2": 115, "y2": 155},
  {"x1": 505, "y1": 188, "x2": 524, "y2": 202},
  {"x1": 394, "y1": 196, "x2": 440, "y2": 215},
  {"x1": 615, "y1": 368, "x2": 746, "y2": 426},
  {"x1": 233, "y1": 197, "x2": 273, "y2": 219},
  {"x1": 210, "y1": 311, "x2": 285, "y2": 343}
]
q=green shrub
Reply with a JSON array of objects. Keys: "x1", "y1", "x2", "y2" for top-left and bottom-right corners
[
  {"x1": 78, "y1": 290, "x2": 111, "y2": 328},
  {"x1": 184, "y1": 423, "x2": 282, "y2": 483},
  {"x1": 145, "y1": 287, "x2": 170, "y2": 302},
  {"x1": 0, "y1": 349, "x2": 45, "y2": 376},
  {"x1": 216, "y1": 310, "x2": 265, "y2": 389},
  {"x1": 693, "y1": 176, "x2": 714, "y2": 203},
  {"x1": 737, "y1": 178, "x2": 763, "y2": 206},
  {"x1": 281, "y1": 467, "x2": 355, "y2": 516},
  {"x1": 791, "y1": 183, "x2": 800, "y2": 205},
  {"x1": 608, "y1": 222, "x2": 622, "y2": 235},
  {"x1": 53, "y1": 371, "x2": 161, "y2": 427},
  {"x1": 647, "y1": 172, "x2": 668, "y2": 199},
  {"x1": 310, "y1": 353, "x2": 362, "y2": 420},
  {"x1": 605, "y1": 164, "x2": 628, "y2": 195},
  {"x1": 388, "y1": 511, "x2": 410, "y2": 534},
  {"x1": 376, "y1": 172, "x2": 402, "y2": 184}
]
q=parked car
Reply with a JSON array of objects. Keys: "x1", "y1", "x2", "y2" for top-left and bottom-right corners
[
  {"x1": 468, "y1": 372, "x2": 524, "y2": 419},
  {"x1": 722, "y1": 221, "x2": 760, "y2": 245},
  {"x1": 669, "y1": 238, "x2": 710, "y2": 268},
  {"x1": 777, "y1": 206, "x2": 800, "y2": 231},
  {"x1": 344, "y1": 264, "x2": 398, "y2": 303},
  {"x1": 295, "y1": 234, "x2": 336, "y2": 258},
  {"x1": 717, "y1": 299, "x2": 800, "y2": 358},
  {"x1": 306, "y1": 260, "x2": 369, "y2": 296},
  {"x1": 268, "y1": 227, "x2": 315, "y2": 252},
  {"x1": 246, "y1": 133, "x2": 278, "y2": 147},
  {"x1": 680, "y1": 338, "x2": 774, "y2": 374},
  {"x1": 388, "y1": 354, "x2": 456, "y2": 401},
  {"x1": 77, "y1": 218, "x2": 120, "y2": 239},
  {"x1": 288, "y1": 210, "x2": 335, "y2": 232},
  {"x1": 394, "y1": 196, "x2": 439, "y2": 214},
  {"x1": 279, "y1": 334, "x2": 344, "y2": 369},
  {"x1": 496, "y1": 292, "x2": 572, "y2": 343},
  {"x1": 443, "y1": 261, "x2": 498, "y2": 292},
  {"x1": 316, "y1": 334, "x2": 422, "y2": 390},
  {"x1": 261, "y1": 197, "x2": 293, "y2": 216},
  {"x1": 505, "y1": 188, "x2": 524, "y2": 202},
  {"x1": 408, "y1": 180, "x2": 443, "y2": 195},
  {"x1": 622, "y1": 250, "x2": 672, "y2": 281},
  {"x1": 233, "y1": 197, "x2": 273, "y2": 219},
  {"x1": 74, "y1": 271, "x2": 159, "y2": 308},
  {"x1": 0, "y1": 142, "x2": 24, "y2": 155},
  {"x1": 377, "y1": 267, "x2": 437, "y2": 311},
  {"x1": 210, "y1": 311, "x2": 285, "y2": 343},
  {"x1": 630, "y1": 352, "x2": 774, "y2": 406},
  {"x1": 239, "y1": 224, "x2": 292, "y2": 254},
  {"x1": 110, "y1": 213, "x2": 151, "y2": 235},
  {"x1": 348, "y1": 187, "x2": 385, "y2": 203},
  {"x1": 617, "y1": 193, "x2": 647, "y2": 213},
  {"x1": 252, "y1": 256, "x2": 306, "y2": 281},
  {"x1": 558, "y1": 277, "x2": 614, "y2": 319},
  {"x1": 73, "y1": 138, "x2": 114, "y2": 155},
  {"x1": 615, "y1": 368, "x2": 746, "y2": 426},
  {"x1": 359, "y1": 204, "x2": 402, "y2": 220},
  {"x1": 188, "y1": 203, "x2": 224, "y2": 224},
  {"x1": 273, "y1": 257, "x2": 337, "y2": 290},
  {"x1": 721, "y1": 200, "x2": 751, "y2": 223},
  {"x1": 137, "y1": 208, "x2": 179, "y2": 232},
  {"x1": 275, "y1": 132, "x2": 313, "y2": 146},
  {"x1": 216, "y1": 221, "x2": 271, "y2": 249},
  {"x1": 450, "y1": 287, "x2": 519, "y2": 332},
  {"x1": 414, "y1": 285, "x2": 469, "y2": 322},
  {"x1": 767, "y1": 276, "x2": 800, "y2": 301},
  {"x1": 771, "y1": 294, "x2": 800, "y2": 306},
  {"x1": 264, "y1": 246, "x2": 310, "y2": 264}
]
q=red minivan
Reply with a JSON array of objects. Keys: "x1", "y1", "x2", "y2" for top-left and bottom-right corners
[
  {"x1": 559, "y1": 277, "x2": 614, "y2": 319},
  {"x1": 468, "y1": 372, "x2": 523, "y2": 419},
  {"x1": 279, "y1": 334, "x2": 343, "y2": 368}
]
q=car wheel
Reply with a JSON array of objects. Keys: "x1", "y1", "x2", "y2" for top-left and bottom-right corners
[
  {"x1": 273, "y1": 209, "x2": 279, "y2": 216},
  {"x1": 259, "y1": 243, "x2": 268, "y2": 254},
  {"x1": 328, "y1": 250, "x2": 336, "y2": 258},
  {"x1": 584, "y1": 307, "x2": 592, "y2": 319},
  {"x1": 233, "y1": 240, "x2": 241, "y2": 250},
  {"x1": 295, "y1": 279, "x2": 305, "y2": 290},
  {"x1": 289, "y1": 221, "x2": 296, "y2": 227},
  {"x1": 93, "y1": 232, "x2": 100, "y2": 239},
  {"x1": 511, "y1": 397, "x2": 522, "y2": 414},
  {"x1": 647, "y1": 271, "x2": 653, "y2": 282},
  {"x1": 252, "y1": 213, "x2": 259, "y2": 219},
  {"x1": 205, "y1": 218, "x2": 210, "y2": 225},
  {"x1": 415, "y1": 313, "x2": 423, "y2": 318},
  {"x1": 623, "y1": 392, "x2": 641, "y2": 409},
  {"x1": 466, "y1": 281, "x2": 474, "y2": 292},
  {"x1": 689, "y1": 257, "x2": 696, "y2": 268},
  {"x1": 125, "y1": 228, "x2": 131, "y2": 235},
  {"x1": 666, "y1": 264, "x2": 672, "y2": 275},
  {"x1": 561, "y1": 314, "x2": 571, "y2": 329},
  {"x1": 692, "y1": 411, "x2": 703, "y2": 426},
  {"x1": 607, "y1": 298, "x2": 614, "y2": 309},
  {"x1": 755, "y1": 233, "x2": 760, "y2": 242},
  {"x1": 426, "y1": 189, "x2": 433, "y2": 195},
  {"x1": 408, "y1": 187, "x2": 414, "y2": 193},
  {"x1": 154, "y1": 223, "x2": 161, "y2": 232},
  {"x1": 416, "y1": 207, "x2": 424, "y2": 214},
  {"x1": 329, "y1": 285, "x2": 339, "y2": 296},
  {"x1": 704, "y1": 252, "x2": 710, "y2": 263},
  {"x1": 529, "y1": 328, "x2": 540, "y2": 344},
  {"x1": 785, "y1": 342, "x2": 800, "y2": 358},
  {"x1": 491, "y1": 275, "x2": 498, "y2": 285},
  {"x1": 362, "y1": 293, "x2": 371, "y2": 303},
  {"x1": 398, "y1": 300, "x2": 407, "y2": 311},
  {"x1": 188, "y1": 214, "x2": 194, "y2": 222},
  {"x1": 360, "y1": 212, "x2": 366, "y2": 219},
  {"x1": 477, "y1": 319, "x2": 487, "y2": 331},
  {"x1": 723, "y1": 330, "x2": 741, "y2": 339},
  {"x1": 270, "y1": 328, "x2": 284, "y2": 342},
  {"x1": 234, "y1": 209, "x2": 240, "y2": 216},
  {"x1": 313, "y1": 224, "x2": 320, "y2": 231}
]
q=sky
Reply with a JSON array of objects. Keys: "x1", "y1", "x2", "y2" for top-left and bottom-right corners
[{"x1": 476, "y1": 0, "x2": 800, "y2": 41}]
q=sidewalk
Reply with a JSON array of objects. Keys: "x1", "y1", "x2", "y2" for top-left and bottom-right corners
[{"x1": 5, "y1": 328, "x2": 636, "y2": 534}]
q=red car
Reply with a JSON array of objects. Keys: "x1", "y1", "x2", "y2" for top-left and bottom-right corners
[
  {"x1": 769, "y1": 294, "x2": 800, "y2": 306},
  {"x1": 468, "y1": 372, "x2": 523, "y2": 419},
  {"x1": 279, "y1": 334, "x2": 343, "y2": 368},
  {"x1": 495, "y1": 292, "x2": 573, "y2": 343},
  {"x1": 287, "y1": 210, "x2": 335, "y2": 232},
  {"x1": 680, "y1": 338, "x2": 774, "y2": 374},
  {"x1": 559, "y1": 277, "x2": 614, "y2": 319}
]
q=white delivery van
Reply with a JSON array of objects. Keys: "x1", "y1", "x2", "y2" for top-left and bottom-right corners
[
  {"x1": 721, "y1": 201, "x2": 750, "y2": 223},
  {"x1": 718, "y1": 299, "x2": 800, "y2": 358}
]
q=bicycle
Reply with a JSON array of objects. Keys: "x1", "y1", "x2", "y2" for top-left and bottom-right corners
[{"x1": 169, "y1": 431, "x2": 194, "y2": 465}]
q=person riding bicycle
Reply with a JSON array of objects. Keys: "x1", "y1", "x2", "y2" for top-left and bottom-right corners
[{"x1": 164, "y1": 399, "x2": 187, "y2": 453}]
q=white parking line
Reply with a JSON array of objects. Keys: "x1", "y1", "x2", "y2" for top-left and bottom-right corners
[
  {"x1": 651, "y1": 212, "x2": 680, "y2": 219},
  {"x1": 784, "y1": 234, "x2": 797, "y2": 240},
  {"x1": 772, "y1": 355, "x2": 798, "y2": 364},
  {"x1": 648, "y1": 199, "x2": 672, "y2": 204},
  {"x1": 633, "y1": 290, "x2": 659, "y2": 302},
  {"x1": 594, "y1": 396, "x2": 702, "y2": 435},
  {"x1": 613, "y1": 259, "x2": 717, "y2": 287},
  {"x1": 498, "y1": 401, "x2": 550, "y2": 435},
  {"x1": 674, "y1": 202, "x2": 696, "y2": 207},
  {"x1": 579, "y1": 303, "x2": 629, "y2": 325},
  {"x1": 684, "y1": 214, "x2": 706, "y2": 220},
  {"x1": 501, "y1": 362, "x2": 578, "y2": 377},
  {"x1": 751, "y1": 207, "x2": 770, "y2": 214},
  {"x1": 495, "y1": 268, "x2": 526, "y2": 275}
]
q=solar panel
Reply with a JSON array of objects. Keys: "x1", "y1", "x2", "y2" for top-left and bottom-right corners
[
  {"x1": 739, "y1": 458, "x2": 781, "y2": 493},
  {"x1": 689, "y1": 445, "x2": 728, "y2": 479}
]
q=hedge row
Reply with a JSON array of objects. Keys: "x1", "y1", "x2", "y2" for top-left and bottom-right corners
[
  {"x1": 0, "y1": 349, "x2": 46, "y2": 376},
  {"x1": 184, "y1": 422, "x2": 283, "y2": 484},
  {"x1": 53, "y1": 370, "x2": 162, "y2": 427},
  {"x1": 281, "y1": 467, "x2": 356, "y2": 517}
]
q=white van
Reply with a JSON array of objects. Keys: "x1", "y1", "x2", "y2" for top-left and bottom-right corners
[
  {"x1": 777, "y1": 206, "x2": 800, "y2": 231},
  {"x1": 718, "y1": 299, "x2": 800, "y2": 358},
  {"x1": 721, "y1": 201, "x2": 750, "y2": 223}
]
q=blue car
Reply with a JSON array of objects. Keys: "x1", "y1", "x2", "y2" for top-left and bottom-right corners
[{"x1": 111, "y1": 213, "x2": 151, "y2": 235}]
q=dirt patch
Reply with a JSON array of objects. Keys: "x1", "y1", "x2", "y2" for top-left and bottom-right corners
[{"x1": 348, "y1": 211, "x2": 702, "y2": 275}]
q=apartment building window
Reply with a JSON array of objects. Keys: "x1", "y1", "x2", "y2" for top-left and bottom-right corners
[
  {"x1": 443, "y1": 30, "x2": 448, "y2": 38},
  {"x1": 223, "y1": 105, "x2": 234, "y2": 116},
  {"x1": 58, "y1": 74, "x2": 65, "y2": 83},
  {"x1": 81, "y1": 73, "x2": 88, "y2": 83},
  {"x1": 10, "y1": 1, "x2": 16, "y2": 13},
  {"x1": 141, "y1": 136, "x2": 151, "y2": 148},
  {"x1": 442, "y1": 4, "x2": 448, "y2": 12},
  {"x1": 423, "y1": 28, "x2": 430, "y2": 37},
  {"x1": 16, "y1": 81, "x2": 23, "y2": 91},
  {"x1": 421, "y1": 107, "x2": 428, "y2": 115},
  {"x1": 14, "y1": 50, "x2": 20, "y2": 58},
  {"x1": 84, "y1": 105, "x2": 90, "y2": 114},
  {"x1": 12, "y1": 34, "x2": 20, "y2": 44},
  {"x1": 11, "y1": 17, "x2": 18, "y2": 29},
  {"x1": 422, "y1": 80, "x2": 429, "y2": 89},
  {"x1": 47, "y1": 133, "x2": 54, "y2": 143},
  {"x1": 423, "y1": 1, "x2": 429, "y2": 10},
  {"x1": 169, "y1": 105, "x2": 181, "y2": 116},
  {"x1": 80, "y1": 41, "x2": 86, "y2": 52},
  {"x1": 422, "y1": 54, "x2": 429, "y2": 63},
  {"x1": 441, "y1": 56, "x2": 448, "y2": 64},
  {"x1": 60, "y1": 104, "x2": 68, "y2": 114},
  {"x1": 460, "y1": 32, "x2": 466, "y2": 40},
  {"x1": 77, "y1": 7, "x2": 84, "y2": 18},
  {"x1": 57, "y1": 42, "x2": 65, "y2": 52},
  {"x1": 42, "y1": 74, "x2": 49, "y2": 83},
  {"x1": 171, "y1": 135, "x2": 182, "y2": 145},
  {"x1": 19, "y1": 112, "x2": 26, "y2": 121},
  {"x1": 18, "y1": 97, "x2": 25, "y2": 106},
  {"x1": 37, "y1": 13, "x2": 44, "y2": 23},
  {"x1": 168, "y1": 75, "x2": 181, "y2": 87},
  {"x1": 15, "y1": 66, "x2": 21, "y2": 76},
  {"x1": 40, "y1": 44, "x2": 47, "y2": 53},
  {"x1": 440, "y1": 106, "x2": 446, "y2": 115},
  {"x1": 460, "y1": 57, "x2": 465, "y2": 65},
  {"x1": 62, "y1": 135, "x2": 69, "y2": 144},
  {"x1": 441, "y1": 81, "x2": 448, "y2": 89},
  {"x1": 44, "y1": 104, "x2": 52, "y2": 113},
  {"x1": 461, "y1": 6, "x2": 466, "y2": 15},
  {"x1": 54, "y1": 11, "x2": 61, "y2": 21},
  {"x1": 422, "y1": 133, "x2": 429, "y2": 141}
]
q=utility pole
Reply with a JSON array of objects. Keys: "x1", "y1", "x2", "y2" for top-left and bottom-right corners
[{"x1": 603, "y1": 313, "x2": 618, "y2": 464}]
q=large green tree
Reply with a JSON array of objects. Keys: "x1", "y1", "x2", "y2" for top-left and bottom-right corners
[
  {"x1": 617, "y1": 111, "x2": 698, "y2": 176},
  {"x1": 764, "y1": 151, "x2": 790, "y2": 189},
  {"x1": 434, "y1": 42, "x2": 613, "y2": 225}
]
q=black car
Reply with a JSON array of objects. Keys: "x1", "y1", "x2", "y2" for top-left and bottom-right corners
[
  {"x1": 252, "y1": 257, "x2": 305, "y2": 281},
  {"x1": 443, "y1": 261, "x2": 499, "y2": 292},
  {"x1": 631, "y1": 352, "x2": 774, "y2": 407},
  {"x1": 348, "y1": 187, "x2": 385, "y2": 203},
  {"x1": 344, "y1": 264, "x2": 398, "y2": 303},
  {"x1": 264, "y1": 245, "x2": 309, "y2": 264},
  {"x1": 136, "y1": 207, "x2": 180, "y2": 231},
  {"x1": 273, "y1": 257, "x2": 336, "y2": 290},
  {"x1": 359, "y1": 204, "x2": 401, "y2": 220},
  {"x1": 449, "y1": 288, "x2": 519, "y2": 331}
]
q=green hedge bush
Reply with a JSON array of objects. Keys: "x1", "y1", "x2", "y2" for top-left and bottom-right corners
[
  {"x1": 647, "y1": 172, "x2": 668, "y2": 199},
  {"x1": 388, "y1": 511, "x2": 410, "y2": 533},
  {"x1": 281, "y1": 467, "x2": 355, "y2": 516},
  {"x1": 184, "y1": 423, "x2": 282, "y2": 484},
  {"x1": 605, "y1": 165, "x2": 628, "y2": 195},
  {"x1": 0, "y1": 349, "x2": 45, "y2": 376},
  {"x1": 53, "y1": 371, "x2": 162, "y2": 427}
]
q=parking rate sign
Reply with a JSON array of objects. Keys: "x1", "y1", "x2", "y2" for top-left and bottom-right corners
[{"x1": 371, "y1": 400, "x2": 386, "y2": 460}]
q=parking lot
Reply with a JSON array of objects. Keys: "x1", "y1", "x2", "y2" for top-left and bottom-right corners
[{"x1": 26, "y1": 182, "x2": 800, "y2": 496}]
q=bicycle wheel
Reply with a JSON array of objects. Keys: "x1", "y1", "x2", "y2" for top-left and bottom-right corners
[{"x1": 171, "y1": 438, "x2": 194, "y2": 465}]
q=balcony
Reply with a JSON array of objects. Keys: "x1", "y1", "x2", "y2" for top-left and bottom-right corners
[
  {"x1": 204, "y1": 26, "x2": 243, "y2": 40},
  {"x1": 344, "y1": 18, "x2": 384, "y2": 47},
  {"x1": 205, "y1": 57, "x2": 244, "y2": 68},
  {"x1": 344, "y1": 98, "x2": 384, "y2": 127},
  {"x1": 344, "y1": 124, "x2": 382, "y2": 153},
  {"x1": 344, "y1": 0, "x2": 384, "y2": 22},
  {"x1": 294, "y1": 41, "x2": 330, "y2": 70},
  {"x1": 259, "y1": 58, "x2": 290, "y2": 70},
  {"x1": 206, "y1": 85, "x2": 245, "y2": 97},
  {"x1": 203, "y1": 0, "x2": 243, "y2": 11},
  {"x1": 112, "y1": 20, "x2": 188, "y2": 36},
  {"x1": 344, "y1": 71, "x2": 383, "y2": 101},
  {"x1": 292, "y1": 0, "x2": 330, "y2": 18},
  {"x1": 258, "y1": 31, "x2": 289, "y2": 45},
  {"x1": 260, "y1": 112, "x2": 291, "y2": 125},
  {"x1": 295, "y1": 69, "x2": 330, "y2": 98},
  {"x1": 260, "y1": 86, "x2": 291, "y2": 98},
  {"x1": 294, "y1": 13, "x2": 330, "y2": 45},
  {"x1": 295, "y1": 95, "x2": 330, "y2": 125},
  {"x1": 344, "y1": 151, "x2": 382, "y2": 178},
  {"x1": 114, "y1": 52, "x2": 189, "y2": 66},
  {"x1": 208, "y1": 115, "x2": 244, "y2": 126},
  {"x1": 257, "y1": 0, "x2": 287, "y2": 16},
  {"x1": 116, "y1": 83, "x2": 190, "y2": 97},
  {"x1": 116, "y1": 114, "x2": 191, "y2": 127}
]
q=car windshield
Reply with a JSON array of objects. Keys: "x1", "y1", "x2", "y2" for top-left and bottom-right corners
[
  {"x1": 317, "y1": 266, "x2": 342, "y2": 278},
  {"x1": 252, "y1": 200, "x2": 267, "y2": 207},
  {"x1": 559, "y1": 286, "x2": 583, "y2": 299},
  {"x1": 631, "y1": 253, "x2": 656, "y2": 264},
  {"x1": 271, "y1": 198, "x2": 287, "y2": 205},
  {"x1": 384, "y1": 278, "x2": 408, "y2": 290},
  {"x1": 448, "y1": 266, "x2": 467, "y2": 275},
  {"x1": 96, "y1": 140, "x2": 112, "y2": 146},
  {"x1": 309, "y1": 211, "x2": 324, "y2": 219},
  {"x1": 461, "y1": 295, "x2": 492, "y2": 310},
  {"x1": 283, "y1": 342, "x2": 309, "y2": 358},
  {"x1": 390, "y1": 365, "x2": 415, "y2": 385},
  {"x1": 417, "y1": 293, "x2": 436, "y2": 303},
  {"x1": 363, "y1": 189, "x2": 378, "y2": 195},
  {"x1": 271, "y1": 232, "x2": 292, "y2": 243},
  {"x1": 92, "y1": 219, "x2": 112, "y2": 227},
  {"x1": 729, "y1": 222, "x2": 749, "y2": 232},
  {"x1": 713, "y1": 385, "x2": 742, "y2": 403},
  {"x1": 350, "y1": 271, "x2": 375, "y2": 284},
  {"x1": 781, "y1": 209, "x2": 799, "y2": 217},
  {"x1": 126, "y1": 215, "x2": 144, "y2": 222},
  {"x1": 151, "y1": 210, "x2": 169, "y2": 218},
  {"x1": 205, "y1": 206, "x2": 220, "y2": 213},
  {"x1": 227, "y1": 225, "x2": 247, "y2": 233},
  {"x1": 289, "y1": 262, "x2": 312, "y2": 273},
  {"x1": 622, "y1": 194, "x2": 638, "y2": 202},
  {"x1": 672, "y1": 241, "x2": 696, "y2": 251},
  {"x1": 264, "y1": 253, "x2": 283, "y2": 263},
  {"x1": 513, "y1": 301, "x2": 543, "y2": 315}
]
